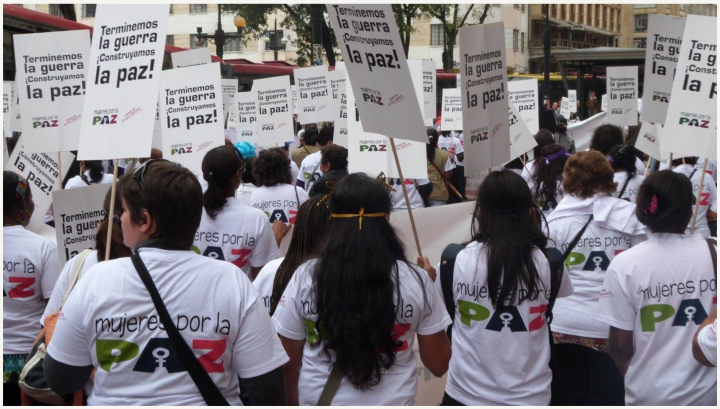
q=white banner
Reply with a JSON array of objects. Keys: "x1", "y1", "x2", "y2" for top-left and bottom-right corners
[
  {"x1": 223, "y1": 92, "x2": 237, "y2": 129},
  {"x1": 53, "y1": 183, "x2": 111, "y2": 266},
  {"x1": 77, "y1": 4, "x2": 169, "y2": 160},
  {"x1": 171, "y1": 48, "x2": 211, "y2": 69},
  {"x1": 421, "y1": 60, "x2": 437, "y2": 121},
  {"x1": 3, "y1": 82, "x2": 11, "y2": 137},
  {"x1": 606, "y1": 66, "x2": 638, "y2": 126},
  {"x1": 159, "y1": 63, "x2": 224, "y2": 175},
  {"x1": 295, "y1": 66, "x2": 333, "y2": 123},
  {"x1": 508, "y1": 102, "x2": 537, "y2": 160},
  {"x1": 601, "y1": 94, "x2": 607, "y2": 111},
  {"x1": 634, "y1": 121, "x2": 669, "y2": 162},
  {"x1": 4, "y1": 135, "x2": 74, "y2": 234},
  {"x1": 641, "y1": 15, "x2": 685, "y2": 124},
  {"x1": 568, "y1": 89, "x2": 577, "y2": 113},
  {"x1": 663, "y1": 15, "x2": 717, "y2": 159},
  {"x1": 440, "y1": 88, "x2": 462, "y2": 131},
  {"x1": 255, "y1": 75, "x2": 293, "y2": 147},
  {"x1": 291, "y1": 85, "x2": 298, "y2": 115},
  {"x1": 459, "y1": 22, "x2": 510, "y2": 176},
  {"x1": 560, "y1": 97, "x2": 571, "y2": 118},
  {"x1": 14, "y1": 30, "x2": 91, "y2": 153},
  {"x1": 332, "y1": 70, "x2": 348, "y2": 148},
  {"x1": 327, "y1": 4, "x2": 427, "y2": 144},
  {"x1": 11, "y1": 82, "x2": 22, "y2": 132},
  {"x1": 508, "y1": 79, "x2": 539, "y2": 135},
  {"x1": 328, "y1": 68, "x2": 346, "y2": 103},
  {"x1": 235, "y1": 90, "x2": 259, "y2": 147},
  {"x1": 221, "y1": 79, "x2": 238, "y2": 95}
]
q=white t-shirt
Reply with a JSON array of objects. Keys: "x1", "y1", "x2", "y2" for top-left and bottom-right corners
[
  {"x1": 596, "y1": 233, "x2": 717, "y2": 406},
  {"x1": 252, "y1": 257, "x2": 284, "y2": 313},
  {"x1": 697, "y1": 319, "x2": 717, "y2": 367},
  {"x1": 272, "y1": 260, "x2": 451, "y2": 406},
  {"x1": 3, "y1": 226, "x2": 60, "y2": 354},
  {"x1": 290, "y1": 160, "x2": 300, "y2": 184},
  {"x1": 47, "y1": 248, "x2": 289, "y2": 406},
  {"x1": 65, "y1": 170, "x2": 115, "y2": 189},
  {"x1": 444, "y1": 242, "x2": 573, "y2": 406},
  {"x1": 194, "y1": 200, "x2": 279, "y2": 279},
  {"x1": 451, "y1": 132, "x2": 466, "y2": 166},
  {"x1": 695, "y1": 157, "x2": 718, "y2": 184},
  {"x1": 673, "y1": 164, "x2": 718, "y2": 237},
  {"x1": 612, "y1": 172, "x2": 645, "y2": 203},
  {"x1": 41, "y1": 250, "x2": 100, "y2": 325},
  {"x1": 388, "y1": 178, "x2": 425, "y2": 212},
  {"x1": 438, "y1": 135, "x2": 464, "y2": 167},
  {"x1": 297, "y1": 151, "x2": 322, "y2": 191},
  {"x1": 250, "y1": 184, "x2": 309, "y2": 226}
]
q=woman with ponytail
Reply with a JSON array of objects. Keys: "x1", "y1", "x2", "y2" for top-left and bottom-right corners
[
  {"x1": 65, "y1": 160, "x2": 114, "y2": 189},
  {"x1": 608, "y1": 144, "x2": 645, "y2": 203},
  {"x1": 528, "y1": 144, "x2": 571, "y2": 215},
  {"x1": 194, "y1": 145, "x2": 279, "y2": 280},
  {"x1": 273, "y1": 173, "x2": 451, "y2": 405}
]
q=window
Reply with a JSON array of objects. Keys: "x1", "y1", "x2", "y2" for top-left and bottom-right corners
[
  {"x1": 513, "y1": 4, "x2": 520, "y2": 10},
  {"x1": 225, "y1": 37, "x2": 242, "y2": 52},
  {"x1": 264, "y1": 30, "x2": 285, "y2": 51},
  {"x1": 190, "y1": 34, "x2": 207, "y2": 49},
  {"x1": 169, "y1": 4, "x2": 174, "y2": 14},
  {"x1": 635, "y1": 4, "x2": 655, "y2": 8},
  {"x1": 570, "y1": 5, "x2": 576, "y2": 22},
  {"x1": 166, "y1": 35, "x2": 174, "y2": 46},
  {"x1": 521, "y1": 32, "x2": 525, "y2": 52},
  {"x1": 49, "y1": 4, "x2": 61, "y2": 16},
  {"x1": 512, "y1": 29, "x2": 519, "y2": 51},
  {"x1": 189, "y1": 4, "x2": 207, "y2": 14},
  {"x1": 430, "y1": 24, "x2": 445, "y2": 46},
  {"x1": 634, "y1": 14, "x2": 648, "y2": 32},
  {"x1": 521, "y1": 4, "x2": 525, "y2": 12},
  {"x1": 82, "y1": 4, "x2": 96, "y2": 18},
  {"x1": 633, "y1": 38, "x2": 647, "y2": 49}
]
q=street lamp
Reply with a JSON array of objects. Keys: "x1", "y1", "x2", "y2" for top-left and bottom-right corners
[
  {"x1": 195, "y1": 5, "x2": 246, "y2": 60},
  {"x1": 264, "y1": 14, "x2": 285, "y2": 61},
  {"x1": 542, "y1": 4, "x2": 552, "y2": 110}
]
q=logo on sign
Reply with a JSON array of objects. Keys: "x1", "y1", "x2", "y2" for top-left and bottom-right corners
[
  {"x1": 362, "y1": 93, "x2": 384, "y2": 106},
  {"x1": 32, "y1": 120, "x2": 58, "y2": 128},
  {"x1": 262, "y1": 124, "x2": 275, "y2": 131},
  {"x1": 679, "y1": 117, "x2": 710, "y2": 128},
  {"x1": 92, "y1": 115, "x2": 118, "y2": 125},
  {"x1": 360, "y1": 144, "x2": 387, "y2": 152}
]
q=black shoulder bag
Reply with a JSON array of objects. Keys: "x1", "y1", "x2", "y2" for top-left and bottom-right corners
[{"x1": 131, "y1": 253, "x2": 229, "y2": 406}]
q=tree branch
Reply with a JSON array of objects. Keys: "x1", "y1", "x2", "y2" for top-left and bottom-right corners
[
  {"x1": 459, "y1": 4, "x2": 476, "y2": 26},
  {"x1": 282, "y1": 4, "x2": 309, "y2": 30}
]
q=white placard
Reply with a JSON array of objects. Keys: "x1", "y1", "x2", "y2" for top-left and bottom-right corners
[
  {"x1": 508, "y1": 102, "x2": 537, "y2": 160},
  {"x1": 328, "y1": 68, "x2": 346, "y2": 102},
  {"x1": 235, "y1": 184, "x2": 258, "y2": 206},
  {"x1": 560, "y1": 97, "x2": 571, "y2": 118},
  {"x1": 223, "y1": 92, "x2": 237, "y2": 129},
  {"x1": 13, "y1": 30, "x2": 91, "y2": 153},
  {"x1": 221, "y1": 79, "x2": 238, "y2": 94},
  {"x1": 606, "y1": 66, "x2": 639, "y2": 126},
  {"x1": 291, "y1": 85, "x2": 298, "y2": 115},
  {"x1": 440, "y1": 88, "x2": 462, "y2": 131},
  {"x1": 11, "y1": 82, "x2": 22, "y2": 132},
  {"x1": 5, "y1": 135, "x2": 74, "y2": 234},
  {"x1": 459, "y1": 22, "x2": 510, "y2": 176},
  {"x1": 151, "y1": 101, "x2": 162, "y2": 150},
  {"x1": 663, "y1": 15, "x2": 717, "y2": 159},
  {"x1": 254, "y1": 75, "x2": 293, "y2": 146},
  {"x1": 641, "y1": 15, "x2": 685, "y2": 124},
  {"x1": 53, "y1": 183, "x2": 111, "y2": 266},
  {"x1": 327, "y1": 4, "x2": 427, "y2": 144},
  {"x1": 601, "y1": 94, "x2": 607, "y2": 111},
  {"x1": 332, "y1": 70, "x2": 348, "y2": 148},
  {"x1": 568, "y1": 89, "x2": 577, "y2": 113},
  {"x1": 171, "y1": 48, "x2": 211, "y2": 69},
  {"x1": 421, "y1": 60, "x2": 437, "y2": 121},
  {"x1": 3, "y1": 136, "x2": 9, "y2": 164},
  {"x1": 408, "y1": 60, "x2": 426, "y2": 123},
  {"x1": 3, "y1": 82, "x2": 12, "y2": 137},
  {"x1": 235, "y1": 90, "x2": 259, "y2": 146},
  {"x1": 295, "y1": 66, "x2": 333, "y2": 123},
  {"x1": 508, "y1": 79, "x2": 539, "y2": 134},
  {"x1": 77, "y1": 4, "x2": 169, "y2": 160},
  {"x1": 159, "y1": 63, "x2": 224, "y2": 175},
  {"x1": 634, "y1": 121, "x2": 669, "y2": 162}
]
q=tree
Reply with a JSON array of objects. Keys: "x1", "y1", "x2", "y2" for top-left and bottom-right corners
[
  {"x1": 392, "y1": 4, "x2": 422, "y2": 57},
  {"x1": 419, "y1": 4, "x2": 492, "y2": 70}
]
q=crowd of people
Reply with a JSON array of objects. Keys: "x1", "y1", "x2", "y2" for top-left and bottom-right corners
[{"x1": 3, "y1": 108, "x2": 717, "y2": 406}]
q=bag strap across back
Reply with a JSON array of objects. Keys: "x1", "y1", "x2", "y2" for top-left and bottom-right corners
[
  {"x1": 131, "y1": 253, "x2": 229, "y2": 406},
  {"x1": 317, "y1": 364, "x2": 344, "y2": 406}
]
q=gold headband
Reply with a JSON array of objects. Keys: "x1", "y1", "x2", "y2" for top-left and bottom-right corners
[{"x1": 330, "y1": 207, "x2": 387, "y2": 230}]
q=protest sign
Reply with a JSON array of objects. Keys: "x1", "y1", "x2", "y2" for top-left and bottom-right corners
[
  {"x1": 641, "y1": 15, "x2": 685, "y2": 124},
  {"x1": 559, "y1": 97, "x2": 571, "y2": 119},
  {"x1": 295, "y1": 66, "x2": 333, "y2": 123},
  {"x1": 332, "y1": 70, "x2": 348, "y2": 147},
  {"x1": 568, "y1": 90, "x2": 577, "y2": 113},
  {"x1": 77, "y1": 4, "x2": 169, "y2": 160},
  {"x1": 3, "y1": 82, "x2": 11, "y2": 137},
  {"x1": 235, "y1": 184, "x2": 258, "y2": 206},
  {"x1": 291, "y1": 85, "x2": 298, "y2": 115},
  {"x1": 221, "y1": 79, "x2": 238, "y2": 94},
  {"x1": 223, "y1": 92, "x2": 237, "y2": 129},
  {"x1": 159, "y1": 63, "x2": 223, "y2": 175},
  {"x1": 3, "y1": 136, "x2": 8, "y2": 164},
  {"x1": 634, "y1": 121, "x2": 669, "y2": 162},
  {"x1": 663, "y1": 15, "x2": 717, "y2": 159},
  {"x1": 5, "y1": 135, "x2": 74, "y2": 234},
  {"x1": 151, "y1": 102, "x2": 162, "y2": 149},
  {"x1": 508, "y1": 102, "x2": 537, "y2": 160},
  {"x1": 421, "y1": 60, "x2": 437, "y2": 121},
  {"x1": 171, "y1": 47, "x2": 211, "y2": 69},
  {"x1": 221, "y1": 79, "x2": 238, "y2": 127},
  {"x1": 235, "y1": 90, "x2": 259, "y2": 146},
  {"x1": 606, "y1": 66, "x2": 638, "y2": 126},
  {"x1": 11, "y1": 82, "x2": 22, "y2": 132},
  {"x1": 52, "y1": 183, "x2": 111, "y2": 266},
  {"x1": 254, "y1": 75, "x2": 293, "y2": 146},
  {"x1": 328, "y1": 4, "x2": 427, "y2": 144},
  {"x1": 328, "y1": 68, "x2": 346, "y2": 102},
  {"x1": 459, "y1": 22, "x2": 510, "y2": 176},
  {"x1": 440, "y1": 88, "x2": 462, "y2": 131},
  {"x1": 601, "y1": 94, "x2": 607, "y2": 111},
  {"x1": 408, "y1": 60, "x2": 426, "y2": 124},
  {"x1": 346, "y1": 81, "x2": 427, "y2": 179},
  {"x1": 13, "y1": 30, "x2": 91, "y2": 153},
  {"x1": 508, "y1": 79, "x2": 539, "y2": 134}
]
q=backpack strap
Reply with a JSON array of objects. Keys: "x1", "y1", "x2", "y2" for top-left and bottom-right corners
[
  {"x1": 317, "y1": 364, "x2": 343, "y2": 406},
  {"x1": 439, "y1": 243, "x2": 465, "y2": 342},
  {"x1": 59, "y1": 249, "x2": 94, "y2": 311},
  {"x1": 617, "y1": 174, "x2": 633, "y2": 200},
  {"x1": 80, "y1": 173, "x2": 91, "y2": 186}
]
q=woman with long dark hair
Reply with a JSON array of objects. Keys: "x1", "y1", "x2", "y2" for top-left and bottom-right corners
[
  {"x1": 273, "y1": 173, "x2": 451, "y2": 405},
  {"x1": 441, "y1": 170, "x2": 572, "y2": 406},
  {"x1": 195, "y1": 145, "x2": 279, "y2": 280},
  {"x1": 528, "y1": 144, "x2": 571, "y2": 215},
  {"x1": 522, "y1": 129, "x2": 556, "y2": 182},
  {"x1": 608, "y1": 144, "x2": 645, "y2": 203}
]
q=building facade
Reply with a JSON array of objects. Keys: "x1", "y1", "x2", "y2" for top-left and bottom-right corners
[{"x1": 619, "y1": 4, "x2": 717, "y2": 49}]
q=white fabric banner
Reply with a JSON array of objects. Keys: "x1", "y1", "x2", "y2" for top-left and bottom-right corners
[
  {"x1": 567, "y1": 111, "x2": 607, "y2": 152},
  {"x1": 440, "y1": 88, "x2": 462, "y2": 131},
  {"x1": 327, "y1": 4, "x2": 427, "y2": 144},
  {"x1": 606, "y1": 66, "x2": 639, "y2": 126},
  {"x1": 641, "y1": 15, "x2": 685, "y2": 124},
  {"x1": 634, "y1": 121, "x2": 669, "y2": 162},
  {"x1": 459, "y1": 22, "x2": 510, "y2": 175},
  {"x1": 509, "y1": 102, "x2": 537, "y2": 160},
  {"x1": 77, "y1": 4, "x2": 169, "y2": 160},
  {"x1": 560, "y1": 97, "x2": 571, "y2": 119},
  {"x1": 3, "y1": 82, "x2": 12, "y2": 137},
  {"x1": 159, "y1": 63, "x2": 224, "y2": 175},
  {"x1": 508, "y1": 79, "x2": 539, "y2": 135},
  {"x1": 52, "y1": 183, "x2": 110, "y2": 266},
  {"x1": 663, "y1": 15, "x2": 717, "y2": 159},
  {"x1": 254, "y1": 75, "x2": 294, "y2": 146},
  {"x1": 568, "y1": 89, "x2": 577, "y2": 113},
  {"x1": 235, "y1": 91, "x2": 259, "y2": 147},
  {"x1": 171, "y1": 48, "x2": 211, "y2": 69},
  {"x1": 294, "y1": 66, "x2": 333, "y2": 123}
]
